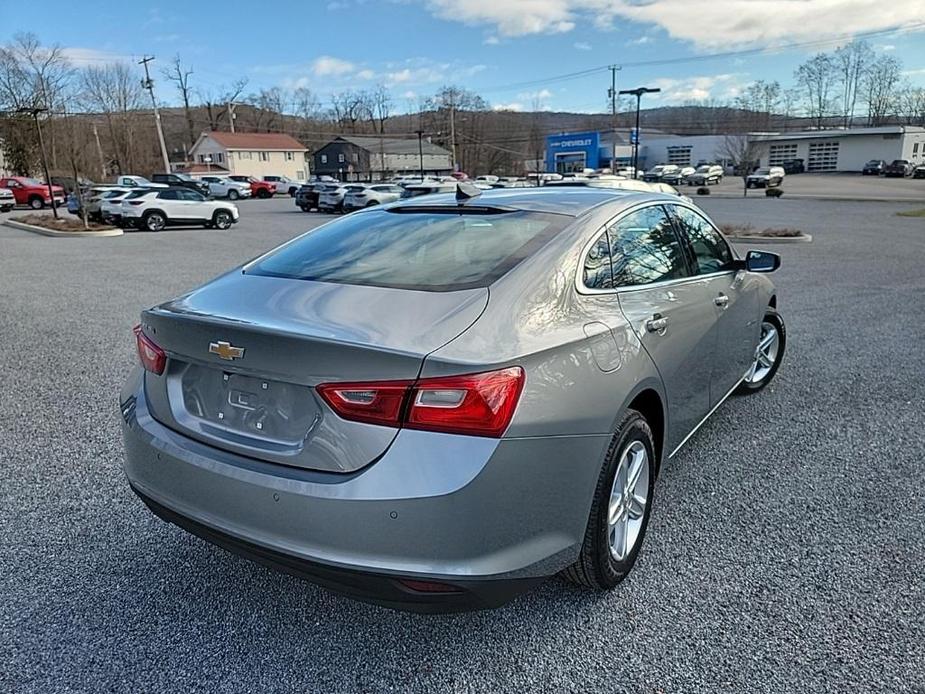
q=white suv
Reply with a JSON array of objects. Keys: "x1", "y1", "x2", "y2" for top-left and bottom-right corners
[{"x1": 121, "y1": 188, "x2": 239, "y2": 231}]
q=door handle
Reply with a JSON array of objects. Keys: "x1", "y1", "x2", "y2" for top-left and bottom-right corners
[
  {"x1": 645, "y1": 314, "x2": 669, "y2": 333},
  {"x1": 714, "y1": 294, "x2": 730, "y2": 308}
]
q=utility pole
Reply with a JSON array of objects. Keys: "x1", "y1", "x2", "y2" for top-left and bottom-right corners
[
  {"x1": 17, "y1": 106, "x2": 58, "y2": 219},
  {"x1": 139, "y1": 56, "x2": 171, "y2": 172},
  {"x1": 415, "y1": 129, "x2": 425, "y2": 181},
  {"x1": 449, "y1": 99, "x2": 457, "y2": 172},
  {"x1": 607, "y1": 65, "x2": 621, "y2": 172},
  {"x1": 92, "y1": 122, "x2": 106, "y2": 178},
  {"x1": 619, "y1": 87, "x2": 661, "y2": 178},
  {"x1": 227, "y1": 101, "x2": 237, "y2": 133}
]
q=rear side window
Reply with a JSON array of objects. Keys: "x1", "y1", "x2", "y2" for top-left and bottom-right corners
[
  {"x1": 247, "y1": 209, "x2": 568, "y2": 291},
  {"x1": 583, "y1": 232, "x2": 614, "y2": 289},
  {"x1": 607, "y1": 206, "x2": 689, "y2": 287}
]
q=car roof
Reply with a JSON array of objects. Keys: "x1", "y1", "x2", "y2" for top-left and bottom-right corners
[{"x1": 389, "y1": 186, "x2": 667, "y2": 216}]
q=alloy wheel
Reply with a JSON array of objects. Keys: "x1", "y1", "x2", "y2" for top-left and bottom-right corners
[
  {"x1": 214, "y1": 212, "x2": 231, "y2": 230},
  {"x1": 145, "y1": 214, "x2": 165, "y2": 232},
  {"x1": 608, "y1": 440, "x2": 649, "y2": 561},
  {"x1": 745, "y1": 320, "x2": 780, "y2": 384}
]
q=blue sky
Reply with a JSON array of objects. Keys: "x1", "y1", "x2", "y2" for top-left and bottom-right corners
[{"x1": 2, "y1": 0, "x2": 924, "y2": 113}]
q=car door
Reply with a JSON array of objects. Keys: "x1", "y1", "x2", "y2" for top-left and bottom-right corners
[
  {"x1": 156, "y1": 189, "x2": 182, "y2": 219},
  {"x1": 670, "y1": 204, "x2": 758, "y2": 402},
  {"x1": 175, "y1": 188, "x2": 208, "y2": 221},
  {"x1": 611, "y1": 204, "x2": 717, "y2": 452}
]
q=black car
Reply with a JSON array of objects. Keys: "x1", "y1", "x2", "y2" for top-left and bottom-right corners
[
  {"x1": 883, "y1": 160, "x2": 913, "y2": 178},
  {"x1": 295, "y1": 183, "x2": 325, "y2": 212},
  {"x1": 780, "y1": 159, "x2": 804, "y2": 174},
  {"x1": 151, "y1": 172, "x2": 211, "y2": 196},
  {"x1": 862, "y1": 160, "x2": 886, "y2": 176}
]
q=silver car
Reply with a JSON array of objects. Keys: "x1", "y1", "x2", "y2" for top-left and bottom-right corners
[{"x1": 121, "y1": 187, "x2": 785, "y2": 612}]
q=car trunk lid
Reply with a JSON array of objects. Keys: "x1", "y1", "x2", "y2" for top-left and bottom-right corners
[{"x1": 140, "y1": 271, "x2": 487, "y2": 472}]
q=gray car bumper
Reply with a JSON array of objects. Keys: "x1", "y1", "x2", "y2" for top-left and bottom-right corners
[{"x1": 120, "y1": 371, "x2": 606, "y2": 611}]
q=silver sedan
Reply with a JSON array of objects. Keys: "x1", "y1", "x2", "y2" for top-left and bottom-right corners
[{"x1": 120, "y1": 186, "x2": 785, "y2": 612}]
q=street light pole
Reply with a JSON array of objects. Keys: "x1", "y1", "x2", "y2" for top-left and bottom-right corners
[
  {"x1": 619, "y1": 87, "x2": 661, "y2": 178},
  {"x1": 415, "y1": 129, "x2": 424, "y2": 181},
  {"x1": 608, "y1": 65, "x2": 621, "y2": 171},
  {"x1": 17, "y1": 106, "x2": 58, "y2": 219}
]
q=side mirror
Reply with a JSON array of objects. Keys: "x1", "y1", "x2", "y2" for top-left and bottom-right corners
[{"x1": 744, "y1": 250, "x2": 780, "y2": 273}]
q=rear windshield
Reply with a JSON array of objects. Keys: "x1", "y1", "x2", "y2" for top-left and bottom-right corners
[{"x1": 246, "y1": 209, "x2": 569, "y2": 291}]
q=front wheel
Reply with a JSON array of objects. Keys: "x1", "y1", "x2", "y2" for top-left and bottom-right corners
[
  {"x1": 29, "y1": 196, "x2": 44, "y2": 210},
  {"x1": 563, "y1": 409, "x2": 656, "y2": 589},
  {"x1": 213, "y1": 210, "x2": 233, "y2": 230},
  {"x1": 228, "y1": 189, "x2": 239, "y2": 200},
  {"x1": 144, "y1": 212, "x2": 166, "y2": 232},
  {"x1": 735, "y1": 308, "x2": 786, "y2": 395}
]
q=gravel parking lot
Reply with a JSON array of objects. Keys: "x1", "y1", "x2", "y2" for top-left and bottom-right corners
[{"x1": 1, "y1": 196, "x2": 923, "y2": 693}]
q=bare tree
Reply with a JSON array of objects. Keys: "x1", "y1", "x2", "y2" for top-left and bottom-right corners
[
  {"x1": 834, "y1": 40, "x2": 874, "y2": 128},
  {"x1": 735, "y1": 80, "x2": 781, "y2": 130},
  {"x1": 795, "y1": 53, "x2": 838, "y2": 129},
  {"x1": 369, "y1": 85, "x2": 391, "y2": 134},
  {"x1": 896, "y1": 85, "x2": 925, "y2": 126},
  {"x1": 720, "y1": 134, "x2": 760, "y2": 197},
  {"x1": 862, "y1": 55, "x2": 902, "y2": 125},
  {"x1": 164, "y1": 55, "x2": 195, "y2": 149},
  {"x1": 80, "y1": 62, "x2": 145, "y2": 174},
  {"x1": 198, "y1": 78, "x2": 247, "y2": 131}
]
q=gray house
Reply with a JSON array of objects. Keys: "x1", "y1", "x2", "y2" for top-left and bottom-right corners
[{"x1": 313, "y1": 136, "x2": 453, "y2": 181}]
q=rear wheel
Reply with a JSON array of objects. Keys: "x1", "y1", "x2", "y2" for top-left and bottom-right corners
[
  {"x1": 144, "y1": 211, "x2": 166, "y2": 232},
  {"x1": 289, "y1": 187, "x2": 297, "y2": 197},
  {"x1": 735, "y1": 308, "x2": 785, "y2": 395},
  {"x1": 563, "y1": 409, "x2": 656, "y2": 589},
  {"x1": 213, "y1": 210, "x2": 233, "y2": 230}
]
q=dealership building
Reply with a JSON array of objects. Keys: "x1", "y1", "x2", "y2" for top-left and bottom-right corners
[{"x1": 545, "y1": 125, "x2": 925, "y2": 173}]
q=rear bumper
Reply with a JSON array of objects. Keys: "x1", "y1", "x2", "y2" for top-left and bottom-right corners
[{"x1": 120, "y1": 370, "x2": 605, "y2": 612}]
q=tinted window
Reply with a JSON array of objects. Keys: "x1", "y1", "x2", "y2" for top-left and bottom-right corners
[
  {"x1": 607, "y1": 206, "x2": 689, "y2": 287},
  {"x1": 672, "y1": 206, "x2": 734, "y2": 275},
  {"x1": 583, "y1": 232, "x2": 613, "y2": 289},
  {"x1": 158, "y1": 189, "x2": 179, "y2": 200},
  {"x1": 178, "y1": 188, "x2": 205, "y2": 201},
  {"x1": 247, "y1": 209, "x2": 568, "y2": 291}
]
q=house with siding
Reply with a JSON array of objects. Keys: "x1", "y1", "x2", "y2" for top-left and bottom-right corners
[
  {"x1": 313, "y1": 136, "x2": 453, "y2": 181},
  {"x1": 187, "y1": 131, "x2": 310, "y2": 180}
]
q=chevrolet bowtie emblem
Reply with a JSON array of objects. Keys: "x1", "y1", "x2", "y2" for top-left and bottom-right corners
[{"x1": 209, "y1": 341, "x2": 245, "y2": 361}]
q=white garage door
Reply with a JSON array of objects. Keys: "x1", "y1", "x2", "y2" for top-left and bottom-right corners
[{"x1": 807, "y1": 142, "x2": 839, "y2": 172}]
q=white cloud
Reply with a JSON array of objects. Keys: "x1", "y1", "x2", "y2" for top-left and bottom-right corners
[
  {"x1": 402, "y1": 90, "x2": 418, "y2": 99},
  {"x1": 484, "y1": 35, "x2": 501, "y2": 45},
  {"x1": 627, "y1": 35, "x2": 653, "y2": 46},
  {"x1": 427, "y1": 0, "x2": 574, "y2": 36},
  {"x1": 312, "y1": 56, "x2": 356, "y2": 77},
  {"x1": 573, "y1": 41, "x2": 592, "y2": 50},
  {"x1": 877, "y1": 44, "x2": 896, "y2": 51},
  {"x1": 649, "y1": 73, "x2": 742, "y2": 102},
  {"x1": 423, "y1": 0, "x2": 925, "y2": 48},
  {"x1": 356, "y1": 69, "x2": 376, "y2": 80},
  {"x1": 60, "y1": 47, "x2": 134, "y2": 67},
  {"x1": 493, "y1": 102, "x2": 524, "y2": 111}
]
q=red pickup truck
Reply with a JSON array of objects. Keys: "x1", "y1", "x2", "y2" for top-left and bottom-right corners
[
  {"x1": 228, "y1": 175, "x2": 277, "y2": 198},
  {"x1": 0, "y1": 176, "x2": 66, "y2": 209}
]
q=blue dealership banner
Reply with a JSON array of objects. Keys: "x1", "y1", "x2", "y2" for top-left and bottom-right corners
[{"x1": 545, "y1": 131, "x2": 601, "y2": 173}]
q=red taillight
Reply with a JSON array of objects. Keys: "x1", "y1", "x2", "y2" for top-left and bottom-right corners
[
  {"x1": 133, "y1": 324, "x2": 166, "y2": 375},
  {"x1": 316, "y1": 367, "x2": 524, "y2": 438},
  {"x1": 128, "y1": 200, "x2": 145, "y2": 206},
  {"x1": 316, "y1": 380, "x2": 412, "y2": 427}
]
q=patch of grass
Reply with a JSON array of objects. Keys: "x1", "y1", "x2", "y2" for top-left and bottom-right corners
[
  {"x1": 719, "y1": 223, "x2": 804, "y2": 238},
  {"x1": 896, "y1": 208, "x2": 925, "y2": 218},
  {"x1": 12, "y1": 214, "x2": 115, "y2": 232}
]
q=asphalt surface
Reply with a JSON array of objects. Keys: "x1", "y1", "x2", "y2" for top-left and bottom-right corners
[
  {"x1": 1, "y1": 196, "x2": 924, "y2": 693},
  {"x1": 688, "y1": 171, "x2": 925, "y2": 201}
]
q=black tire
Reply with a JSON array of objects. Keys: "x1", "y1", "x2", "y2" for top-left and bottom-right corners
[
  {"x1": 257, "y1": 188, "x2": 271, "y2": 199},
  {"x1": 563, "y1": 409, "x2": 656, "y2": 590},
  {"x1": 228, "y1": 189, "x2": 240, "y2": 200},
  {"x1": 213, "y1": 210, "x2": 233, "y2": 230},
  {"x1": 143, "y1": 211, "x2": 166, "y2": 232},
  {"x1": 365, "y1": 200, "x2": 379, "y2": 207},
  {"x1": 29, "y1": 196, "x2": 44, "y2": 210},
  {"x1": 735, "y1": 308, "x2": 786, "y2": 395},
  {"x1": 289, "y1": 187, "x2": 297, "y2": 197}
]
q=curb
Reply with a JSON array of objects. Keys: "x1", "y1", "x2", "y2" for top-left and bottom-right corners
[
  {"x1": 3, "y1": 218, "x2": 123, "y2": 237},
  {"x1": 726, "y1": 234, "x2": 813, "y2": 244}
]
